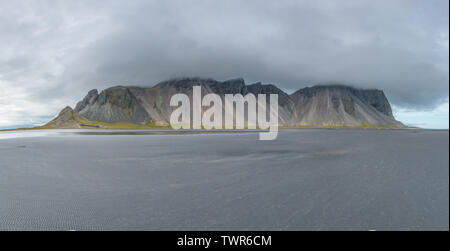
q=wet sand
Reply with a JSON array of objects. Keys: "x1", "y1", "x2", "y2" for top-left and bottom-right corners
[{"x1": 0, "y1": 129, "x2": 448, "y2": 230}]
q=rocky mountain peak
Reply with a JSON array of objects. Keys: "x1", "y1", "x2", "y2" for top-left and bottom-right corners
[
  {"x1": 45, "y1": 78, "x2": 404, "y2": 129},
  {"x1": 59, "y1": 106, "x2": 74, "y2": 115},
  {"x1": 292, "y1": 84, "x2": 394, "y2": 118},
  {"x1": 74, "y1": 85, "x2": 150, "y2": 124},
  {"x1": 75, "y1": 89, "x2": 99, "y2": 112}
]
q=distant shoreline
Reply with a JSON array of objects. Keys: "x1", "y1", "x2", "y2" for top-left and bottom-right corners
[{"x1": 2, "y1": 126, "x2": 445, "y2": 133}]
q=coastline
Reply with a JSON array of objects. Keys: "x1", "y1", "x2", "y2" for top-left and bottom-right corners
[{"x1": 1, "y1": 125, "x2": 431, "y2": 133}]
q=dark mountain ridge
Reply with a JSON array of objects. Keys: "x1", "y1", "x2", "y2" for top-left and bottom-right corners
[{"x1": 42, "y1": 78, "x2": 404, "y2": 128}]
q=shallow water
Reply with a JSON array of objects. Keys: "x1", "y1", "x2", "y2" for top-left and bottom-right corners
[
  {"x1": 0, "y1": 129, "x2": 448, "y2": 230},
  {"x1": 0, "y1": 129, "x2": 259, "y2": 139}
]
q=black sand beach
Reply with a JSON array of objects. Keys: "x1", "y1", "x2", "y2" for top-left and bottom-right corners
[{"x1": 0, "y1": 129, "x2": 448, "y2": 230}]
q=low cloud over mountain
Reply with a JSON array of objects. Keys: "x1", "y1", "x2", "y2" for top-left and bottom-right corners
[
  {"x1": 43, "y1": 78, "x2": 403, "y2": 128},
  {"x1": 0, "y1": 0, "x2": 448, "y2": 128}
]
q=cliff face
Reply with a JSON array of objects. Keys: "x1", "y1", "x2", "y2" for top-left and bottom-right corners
[
  {"x1": 349, "y1": 88, "x2": 393, "y2": 117},
  {"x1": 44, "y1": 78, "x2": 404, "y2": 128},
  {"x1": 125, "y1": 78, "x2": 298, "y2": 126},
  {"x1": 290, "y1": 85, "x2": 402, "y2": 127},
  {"x1": 39, "y1": 106, "x2": 86, "y2": 129},
  {"x1": 74, "y1": 86, "x2": 150, "y2": 124}
]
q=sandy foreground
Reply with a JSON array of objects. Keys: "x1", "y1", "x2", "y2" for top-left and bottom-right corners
[{"x1": 0, "y1": 129, "x2": 448, "y2": 230}]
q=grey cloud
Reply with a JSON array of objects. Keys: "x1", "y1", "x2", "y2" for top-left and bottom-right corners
[{"x1": 2, "y1": 0, "x2": 449, "y2": 111}]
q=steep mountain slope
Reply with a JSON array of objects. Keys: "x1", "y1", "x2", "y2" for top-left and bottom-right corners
[
  {"x1": 127, "y1": 78, "x2": 297, "y2": 126},
  {"x1": 74, "y1": 86, "x2": 150, "y2": 124},
  {"x1": 43, "y1": 78, "x2": 404, "y2": 128},
  {"x1": 290, "y1": 85, "x2": 403, "y2": 127},
  {"x1": 38, "y1": 106, "x2": 94, "y2": 129}
]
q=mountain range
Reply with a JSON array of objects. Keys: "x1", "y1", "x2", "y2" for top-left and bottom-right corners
[{"x1": 41, "y1": 78, "x2": 404, "y2": 129}]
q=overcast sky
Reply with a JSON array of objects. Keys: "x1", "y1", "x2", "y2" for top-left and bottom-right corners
[{"x1": 0, "y1": 0, "x2": 448, "y2": 129}]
